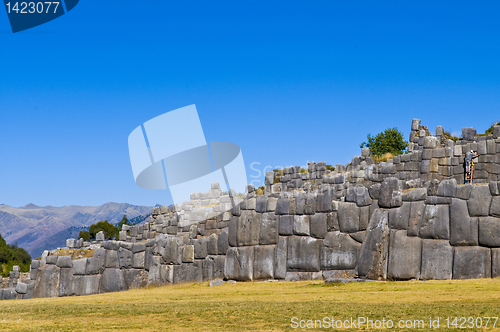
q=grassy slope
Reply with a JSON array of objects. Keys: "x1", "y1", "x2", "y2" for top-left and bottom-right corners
[{"x1": 0, "y1": 279, "x2": 500, "y2": 331}]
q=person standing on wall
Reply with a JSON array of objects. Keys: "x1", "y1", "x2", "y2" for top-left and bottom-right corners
[{"x1": 464, "y1": 150, "x2": 480, "y2": 184}]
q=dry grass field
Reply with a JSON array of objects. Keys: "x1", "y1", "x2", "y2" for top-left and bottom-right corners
[{"x1": 1, "y1": 279, "x2": 500, "y2": 331}]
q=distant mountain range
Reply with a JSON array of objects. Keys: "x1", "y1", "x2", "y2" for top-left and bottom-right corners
[{"x1": 0, "y1": 202, "x2": 153, "y2": 258}]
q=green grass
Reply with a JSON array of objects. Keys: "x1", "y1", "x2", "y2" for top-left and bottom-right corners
[{"x1": 1, "y1": 279, "x2": 500, "y2": 331}]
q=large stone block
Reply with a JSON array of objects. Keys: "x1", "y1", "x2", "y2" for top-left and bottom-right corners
[
  {"x1": 356, "y1": 209, "x2": 390, "y2": 280},
  {"x1": 193, "y1": 237, "x2": 208, "y2": 259},
  {"x1": 456, "y1": 184, "x2": 472, "y2": 200},
  {"x1": 293, "y1": 215, "x2": 310, "y2": 236},
  {"x1": 321, "y1": 232, "x2": 361, "y2": 270},
  {"x1": 118, "y1": 248, "x2": 133, "y2": 268},
  {"x1": 182, "y1": 245, "x2": 195, "y2": 263},
  {"x1": 100, "y1": 268, "x2": 127, "y2": 293},
  {"x1": 237, "y1": 210, "x2": 261, "y2": 246},
  {"x1": 462, "y1": 127, "x2": 477, "y2": 141},
  {"x1": 59, "y1": 268, "x2": 74, "y2": 297},
  {"x1": 87, "y1": 248, "x2": 106, "y2": 274},
  {"x1": 104, "y1": 250, "x2": 119, "y2": 268},
  {"x1": 253, "y1": 245, "x2": 275, "y2": 280},
  {"x1": 437, "y1": 178, "x2": 457, "y2": 197},
  {"x1": 274, "y1": 236, "x2": 287, "y2": 279},
  {"x1": 402, "y1": 188, "x2": 427, "y2": 202},
  {"x1": 207, "y1": 233, "x2": 218, "y2": 255},
  {"x1": 478, "y1": 216, "x2": 500, "y2": 247},
  {"x1": 490, "y1": 197, "x2": 500, "y2": 217},
  {"x1": 124, "y1": 269, "x2": 149, "y2": 289},
  {"x1": 420, "y1": 239, "x2": 453, "y2": 280},
  {"x1": 450, "y1": 198, "x2": 478, "y2": 246},
  {"x1": 256, "y1": 196, "x2": 267, "y2": 213},
  {"x1": 224, "y1": 247, "x2": 254, "y2": 281},
  {"x1": 278, "y1": 215, "x2": 293, "y2": 235},
  {"x1": 133, "y1": 251, "x2": 146, "y2": 269},
  {"x1": 56, "y1": 255, "x2": 73, "y2": 268},
  {"x1": 218, "y1": 229, "x2": 229, "y2": 255},
  {"x1": 453, "y1": 246, "x2": 491, "y2": 279},
  {"x1": 71, "y1": 258, "x2": 87, "y2": 275},
  {"x1": 388, "y1": 202, "x2": 410, "y2": 230},
  {"x1": 260, "y1": 212, "x2": 278, "y2": 245},
  {"x1": 407, "y1": 201, "x2": 425, "y2": 236},
  {"x1": 492, "y1": 248, "x2": 500, "y2": 278},
  {"x1": 33, "y1": 264, "x2": 60, "y2": 298},
  {"x1": 419, "y1": 205, "x2": 450, "y2": 239},
  {"x1": 287, "y1": 236, "x2": 320, "y2": 272},
  {"x1": 387, "y1": 230, "x2": 421, "y2": 280},
  {"x1": 304, "y1": 194, "x2": 316, "y2": 215},
  {"x1": 338, "y1": 202, "x2": 360, "y2": 233},
  {"x1": 163, "y1": 237, "x2": 182, "y2": 265},
  {"x1": 309, "y1": 213, "x2": 327, "y2": 239},
  {"x1": 275, "y1": 198, "x2": 290, "y2": 215},
  {"x1": 316, "y1": 193, "x2": 333, "y2": 212},
  {"x1": 468, "y1": 184, "x2": 492, "y2": 217},
  {"x1": 378, "y1": 177, "x2": 402, "y2": 208}
]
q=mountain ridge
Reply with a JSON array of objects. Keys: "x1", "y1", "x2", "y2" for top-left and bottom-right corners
[{"x1": 0, "y1": 202, "x2": 153, "y2": 257}]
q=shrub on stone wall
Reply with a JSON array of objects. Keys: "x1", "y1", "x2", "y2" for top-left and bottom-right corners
[
  {"x1": 360, "y1": 127, "x2": 408, "y2": 157},
  {"x1": 0, "y1": 234, "x2": 31, "y2": 277}
]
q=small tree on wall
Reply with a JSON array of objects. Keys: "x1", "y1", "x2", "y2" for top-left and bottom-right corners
[{"x1": 360, "y1": 127, "x2": 408, "y2": 157}]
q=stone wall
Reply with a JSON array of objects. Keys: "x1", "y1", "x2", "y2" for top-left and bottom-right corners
[{"x1": 1, "y1": 118, "x2": 500, "y2": 301}]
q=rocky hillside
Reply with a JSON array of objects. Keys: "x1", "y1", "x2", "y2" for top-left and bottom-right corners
[{"x1": 0, "y1": 202, "x2": 153, "y2": 257}]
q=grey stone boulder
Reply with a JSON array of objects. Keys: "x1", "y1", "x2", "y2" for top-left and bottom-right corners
[
  {"x1": 293, "y1": 215, "x2": 310, "y2": 236},
  {"x1": 118, "y1": 248, "x2": 134, "y2": 268},
  {"x1": 182, "y1": 245, "x2": 195, "y2": 263},
  {"x1": 224, "y1": 247, "x2": 254, "y2": 281},
  {"x1": 387, "y1": 230, "x2": 421, "y2": 280},
  {"x1": 105, "y1": 250, "x2": 119, "y2": 268},
  {"x1": 259, "y1": 212, "x2": 278, "y2": 245},
  {"x1": 193, "y1": 237, "x2": 208, "y2": 259},
  {"x1": 217, "y1": 229, "x2": 229, "y2": 255},
  {"x1": 453, "y1": 246, "x2": 491, "y2": 279},
  {"x1": 478, "y1": 217, "x2": 500, "y2": 247},
  {"x1": 490, "y1": 197, "x2": 500, "y2": 217},
  {"x1": 278, "y1": 215, "x2": 293, "y2": 236},
  {"x1": 492, "y1": 248, "x2": 500, "y2": 278},
  {"x1": 66, "y1": 238, "x2": 76, "y2": 248},
  {"x1": 316, "y1": 193, "x2": 333, "y2": 212},
  {"x1": 132, "y1": 242, "x2": 146, "y2": 253},
  {"x1": 309, "y1": 213, "x2": 327, "y2": 239},
  {"x1": 437, "y1": 178, "x2": 458, "y2": 197},
  {"x1": 420, "y1": 239, "x2": 453, "y2": 280},
  {"x1": 87, "y1": 248, "x2": 106, "y2": 274},
  {"x1": 256, "y1": 196, "x2": 267, "y2": 213},
  {"x1": 100, "y1": 268, "x2": 127, "y2": 292},
  {"x1": 46, "y1": 255, "x2": 58, "y2": 265},
  {"x1": 274, "y1": 237, "x2": 287, "y2": 279},
  {"x1": 207, "y1": 233, "x2": 218, "y2": 255},
  {"x1": 275, "y1": 198, "x2": 290, "y2": 215},
  {"x1": 253, "y1": 245, "x2": 275, "y2": 280},
  {"x1": 2, "y1": 288, "x2": 16, "y2": 300},
  {"x1": 33, "y1": 264, "x2": 60, "y2": 298},
  {"x1": 456, "y1": 184, "x2": 472, "y2": 200},
  {"x1": 378, "y1": 177, "x2": 402, "y2": 208},
  {"x1": 388, "y1": 202, "x2": 410, "y2": 230},
  {"x1": 96, "y1": 231, "x2": 105, "y2": 242},
  {"x1": 468, "y1": 184, "x2": 492, "y2": 217},
  {"x1": 124, "y1": 269, "x2": 149, "y2": 289},
  {"x1": 402, "y1": 188, "x2": 427, "y2": 202},
  {"x1": 56, "y1": 255, "x2": 73, "y2": 268},
  {"x1": 407, "y1": 201, "x2": 425, "y2": 236},
  {"x1": 356, "y1": 209, "x2": 390, "y2": 280},
  {"x1": 321, "y1": 232, "x2": 361, "y2": 270},
  {"x1": 287, "y1": 236, "x2": 321, "y2": 272},
  {"x1": 462, "y1": 127, "x2": 477, "y2": 140},
  {"x1": 338, "y1": 202, "x2": 360, "y2": 233},
  {"x1": 368, "y1": 183, "x2": 381, "y2": 200},
  {"x1": 133, "y1": 251, "x2": 146, "y2": 269},
  {"x1": 71, "y1": 258, "x2": 87, "y2": 275},
  {"x1": 237, "y1": 210, "x2": 261, "y2": 246},
  {"x1": 450, "y1": 198, "x2": 478, "y2": 246},
  {"x1": 418, "y1": 205, "x2": 450, "y2": 239},
  {"x1": 15, "y1": 281, "x2": 28, "y2": 294},
  {"x1": 59, "y1": 268, "x2": 74, "y2": 297}
]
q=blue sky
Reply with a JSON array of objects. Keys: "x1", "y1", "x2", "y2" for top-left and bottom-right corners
[{"x1": 0, "y1": 1, "x2": 499, "y2": 207}]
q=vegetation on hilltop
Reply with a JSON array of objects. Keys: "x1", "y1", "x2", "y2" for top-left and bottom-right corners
[
  {"x1": 0, "y1": 233, "x2": 31, "y2": 277},
  {"x1": 360, "y1": 127, "x2": 408, "y2": 157},
  {"x1": 78, "y1": 220, "x2": 119, "y2": 241}
]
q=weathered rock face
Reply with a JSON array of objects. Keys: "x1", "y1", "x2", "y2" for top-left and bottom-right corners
[{"x1": 3, "y1": 118, "x2": 500, "y2": 301}]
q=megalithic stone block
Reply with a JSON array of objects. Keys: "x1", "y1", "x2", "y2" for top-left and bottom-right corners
[
  {"x1": 100, "y1": 268, "x2": 127, "y2": 293},
  {"x1": 338, "y1": 202, "x2": 360, "y2": 233},
  {"x1": 420, "y1": 239, "x2": 453, "y2": 280},
  {"x1": 468, "y1": 184, "x2": 492, "y2": 217},
  {"x1": 321, "y1": 232, "x2": 361, "y2": 270},
  {"x1": 478, "y1": 216, "x2": 500, "y2": 247},
  {"x1": 450, "y1": 198, "x2": 478, "y2": 246},
  {"x1": 253, "y1": 245, "x2": 275, "y2": 280},
  {"x1": 356, "y1": 209, "x2": 390, "y2": 280},
  {"x1": 33, "y1": 264, "x2": 60, "y2": 298},
  {"x1": 453, "y1": 246, "x2": 491, "y2": 279},
  {"x1": 274, "y1": 236, "x2": 287, "y2": 279},
  {"x1": 224, "y1": 247, "x2": 254, "y2": 281},
  {"x1": 387, "y1": 230, "x2": 421, "y2": 280},
  {"x1": 286, "y1": 236, "x2": 320, "y2": 272},
  {"x1": 260, "y1": 212, "x2": 278, "y2": 245},
  {"x1": 418, "y1": 204, "x2": 450, "y2": 240},
  {"x1": 388, "y1": 202, "x2": 410, "y2": 230}
]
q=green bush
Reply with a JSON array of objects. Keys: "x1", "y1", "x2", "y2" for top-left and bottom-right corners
[
  {"x1": 326, "y1": 165, "x2": 335, "y2": 172},
  {"x1": 78, "y1": 220, "x2": 119, "y2": 241},
  {"x1": 117, "y1": 214, "x2": 131, "y2": 231},
  {"x1": 0, "y1": 234, "x2": 31, "y2": 277},
  {"x1": 360, "y1": 127, "x2": 408, "y2": 157}
]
